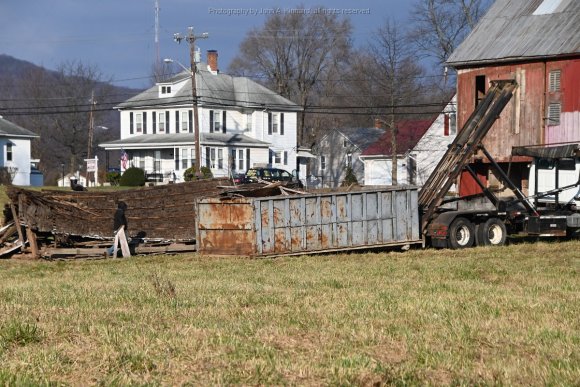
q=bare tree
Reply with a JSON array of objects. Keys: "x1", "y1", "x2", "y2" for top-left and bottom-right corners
[
  {"x1": 16, "y1": 61, "x2": 115, "y2": 184},
  {"x1": 368, "y1": 19, "x2": 425, "y2": 185},
  {"x1": 408, "y1": 0, "x2": 491, "y2": 68},
  {"x1": 228, "y1": 8, "x2": 352, "y2": 145}
]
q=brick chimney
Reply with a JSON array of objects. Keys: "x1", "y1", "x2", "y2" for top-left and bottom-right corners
[{"x1": 207, "y1": 50, "x2": 218, "y2": 73}]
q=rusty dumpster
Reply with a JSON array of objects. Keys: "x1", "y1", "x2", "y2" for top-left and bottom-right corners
[{"x1": 195, "y1": 187, "x2": 422, "y2": 256}]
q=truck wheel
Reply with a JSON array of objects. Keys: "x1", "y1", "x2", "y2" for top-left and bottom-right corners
[
  {"x1": 476, "y1": 218, "x2": 507, "y2": 246},
  {"x1": 448, "y1": 217, "x2": 475, "y2": 249}
]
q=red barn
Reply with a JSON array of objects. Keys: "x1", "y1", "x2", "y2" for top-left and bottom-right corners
[{"x1": 446, "y1": 0, "x2": 580, "y2": 196}]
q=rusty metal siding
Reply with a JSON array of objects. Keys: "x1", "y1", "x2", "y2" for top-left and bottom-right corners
[{"x1": 196, "y1": 187, "x2": 421, "y2": 256}]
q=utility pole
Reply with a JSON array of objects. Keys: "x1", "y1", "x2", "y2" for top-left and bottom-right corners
[
  {"x1": 87, "y1": 91, "x2": 96, "y2": 186},
  {"x1": 173, "y1": 27, "x2": 208, "y2": 176}
]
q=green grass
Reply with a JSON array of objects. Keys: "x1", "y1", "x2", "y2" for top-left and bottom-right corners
[{"x1": 0, "y1": 241, "x2": 578, "y2": 385}]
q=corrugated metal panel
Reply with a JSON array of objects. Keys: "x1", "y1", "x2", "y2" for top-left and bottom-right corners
[
  {"x1": 196, "y1": 187, "x2": 422, "y2": 256},
  {"x1": 447, "y1": 0, "x2": 580, "y2": 66}
]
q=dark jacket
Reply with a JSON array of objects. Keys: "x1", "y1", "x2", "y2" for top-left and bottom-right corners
[{"x1": 113, "y1": 201, "x2": 128, "y2": 233}]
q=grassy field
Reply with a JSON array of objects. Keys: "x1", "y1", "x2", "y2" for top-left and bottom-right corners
[{"x1": 0, "y1": 241, "x2": 578, "y2": 386}]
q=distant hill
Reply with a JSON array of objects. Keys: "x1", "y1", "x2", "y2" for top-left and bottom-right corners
[
  {"x1": 0, "y1": 54, "x2": 142, "y2": 184},
  {"x1": 0, "y1": 54, "x2": 47, "y2": 78}
]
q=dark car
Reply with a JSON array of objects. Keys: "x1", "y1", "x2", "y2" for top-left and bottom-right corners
[
  {"x1": 232, "y1": 173, "x2": 246, "y2": 184},
  {"x1": 243, "y1": 167, "x2": 304, "y2": 188}
]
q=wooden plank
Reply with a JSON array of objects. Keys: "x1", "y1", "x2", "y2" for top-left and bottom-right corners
[
  {"x1": 10, "y1": 204, "x2": 24, "y2": 248},
  {"x1": 25, "y1": 227, "x2": 39, "y2": 259}
]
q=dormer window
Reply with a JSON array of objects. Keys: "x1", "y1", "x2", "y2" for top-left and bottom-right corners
[{"x1": 160, "y1": 85, "x2": 172, "y2": 95}]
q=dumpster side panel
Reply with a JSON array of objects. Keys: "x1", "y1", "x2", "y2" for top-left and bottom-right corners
[
  {"x1": 196, "y1": 187, "x2": 421, "y2": 256},
  {"x1": 252, "y1": 187, "x2": 421, "y2": 256},
  {"x1": 196, "y1": 199, "x2": 256, "y2": 255}
]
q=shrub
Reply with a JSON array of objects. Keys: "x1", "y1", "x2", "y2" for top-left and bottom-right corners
[
  {"x1": 119, "y1": 167, "x2": 146, "y2": 187},
  {"x1": 0, "y1": 168, "x2": 13, "y2": 185},
  {"x1": 106, "y1": 171, "x2": 121, "y2": 186},
  {"x1": 183, "y1": 166, "x2": 213, "y2": 182},
  {"x1": 341, "y1": 166, "x2": 359, "y2": 187}
]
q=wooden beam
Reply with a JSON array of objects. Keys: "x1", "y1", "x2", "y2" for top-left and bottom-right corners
[
  {"x1": 25, "y1": 227, "x2": 40, "y2": 259},
  {"x1": 10, "y1": 204, "x2": 24, "y2": 249}
]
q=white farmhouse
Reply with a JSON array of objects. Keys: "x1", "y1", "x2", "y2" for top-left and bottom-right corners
[
  {"x1": 0, "y1": 115, "x2": 40, "y2": 186},
  {"x1": 100, "y1": 51, "x2": 301, "y2": 183},
  {"x1": 361, "y1": 95, "x2": 457, "y2": 186}
]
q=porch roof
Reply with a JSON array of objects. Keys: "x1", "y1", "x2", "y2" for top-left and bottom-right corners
[{"x1": 99, "y1": 133, "x2": 271, "y2": 150}]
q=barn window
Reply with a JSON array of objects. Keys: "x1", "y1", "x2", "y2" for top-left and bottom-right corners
[
  {"x1": 475, "y1": 75, "x2": 486, "y2": 107},
  {"x1": 549, "y1": 70, "x2": 561, "y2": 92},
  {"x1": 548, "y1": 103, "x2": 561, "y2": 126}
]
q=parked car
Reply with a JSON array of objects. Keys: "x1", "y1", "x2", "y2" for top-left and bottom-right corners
[
  {"x1": 243, "y1": 167, "x2": 304, "y2": 188},
  {"x1": 232, "y1": 173, "x2": 245, "y2": 184}
]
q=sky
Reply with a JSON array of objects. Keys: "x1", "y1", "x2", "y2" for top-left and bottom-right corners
[{"x1": 0, "y1": 1, "x2": 413, "y2": 90}]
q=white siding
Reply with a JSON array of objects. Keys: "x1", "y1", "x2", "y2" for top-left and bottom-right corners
[{"x1": 0, "y1": 137, "x2": 33, "y2": 186}]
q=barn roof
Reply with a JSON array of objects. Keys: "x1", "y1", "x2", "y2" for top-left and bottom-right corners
[{"x1": 447, "y1": 0, "x2": 580, "y2": 67}]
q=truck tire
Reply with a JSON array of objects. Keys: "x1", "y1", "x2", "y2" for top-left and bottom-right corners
[
  {"x1": 476, "y1": 218, "x2": 507, "y2": 246},
  {"x1": 448, "y1": 217, "x2": 475, "y2": 249}
]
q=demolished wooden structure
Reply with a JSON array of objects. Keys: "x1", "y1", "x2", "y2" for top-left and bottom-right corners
[{"x1": 3, "y1": 178, "x2": 235, "y2": 259}]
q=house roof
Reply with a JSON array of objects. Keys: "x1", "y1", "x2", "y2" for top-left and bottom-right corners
[
  {"x1": 361, "y1": 119, "x2": 434, "y2": 157},
  {"x1": 0, "y1": 116, "x2": 39, "y2": 138},
  {"x1": 116, "y1": 64, "x2": 301, "y2": 111},
  {"x1": 447, "y1": 0, "x2": 580, "y2": 67},
  {"x1": 99, "y1": 132, "x2": 270, "y2": 149},
  {"x1": 332, "y1": 127, "x2": 386, "y2": 152}
]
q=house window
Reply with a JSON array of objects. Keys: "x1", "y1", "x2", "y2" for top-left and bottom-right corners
[
  {"x1": 343, "y1": 139, "x2": 348, "y2": 148},
  {"x1": 210, "y1": 110, "x2": 222, "y2": 132},
  {"x1": 134, "y1": 151, "x2": 145, "y2": 170},
  {"x1": 182, "y1": 148, "x2": 188, "y2": 169},
  {"x1": 548, "y1": 103, "x2": 561, "y2": 126},
  {"x1": 444, "y1": 113, "x2": 456, "y2": 136},
  {"x1": 320, "y1": 156, "x2": 326, "y2": 170},
  {"x1": 274, "y1": 151, "x2": 282, "y2": 164},
  {"x1": 345, "y1": 153, "x2": 352, "y2": 167},
  {"x1": 245, "y1": 113, "x2": 252, "y2": 131},
  {"x1": 272, "y1": 113, "x2": 279, "y2": 133},
  {"x1": 136, "y1": 113, "x2": 143, "y2": 133},
  {"x1": 218, "y1": 149, "x2": 223, "y2": 169},
  {"x1": 450, "y1": 113, "x2": 457, "y2": 135},
  {"x1": 181, "y1": 112, "x2": 188, "y2": 132},
  {"x1": 475, "y1": 75, "x2": 486, "y2": 107},
  {"x1": 158, "y1": 112, "x2": 165, "y2": 132},
  {"x1": 6, "y1": 143, "x2": 12, "y2": 161},
  {"x1": 206, "y1": 147, "x2": 224, "y2": 169},
  {"x1": 238, "y1": 149, "x2": 245, "y2": 170},
  {"x1": 549, "y1": 70, "x2": 561, "y2": 92},
  {"x1": 209, "y1": 148, "x2": 216, "y2": 168}
]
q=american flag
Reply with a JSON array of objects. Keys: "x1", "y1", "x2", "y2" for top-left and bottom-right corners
[{"x1": 121, "y1": 150, "x2": 128, "y2": 169}]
